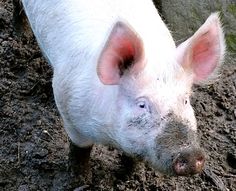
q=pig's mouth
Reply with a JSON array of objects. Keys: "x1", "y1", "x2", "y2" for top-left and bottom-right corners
[{"x1": 151, "y1": 146, "x2": 205, "y2": 176}]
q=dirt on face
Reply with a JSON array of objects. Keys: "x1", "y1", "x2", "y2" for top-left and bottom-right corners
[{"x1": 0, "y1": 0, "x2": 235, "y2": 190}]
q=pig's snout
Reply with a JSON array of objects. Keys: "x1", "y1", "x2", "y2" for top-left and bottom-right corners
[
  {"x1": 173, "y1": 148, "x2": 205, "y2": 176},
  {"x1": 155, "y1": 115, "x2": 205, "y2": 176}
]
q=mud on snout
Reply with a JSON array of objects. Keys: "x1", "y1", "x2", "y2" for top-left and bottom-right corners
[{"x1": 153, "y1": 114, "x2": 205, "y2": 176}]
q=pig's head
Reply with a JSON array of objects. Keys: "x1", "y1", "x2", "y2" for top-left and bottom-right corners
[{"x1": 97, "y1": 13, "x2": 225, "y2": 176}]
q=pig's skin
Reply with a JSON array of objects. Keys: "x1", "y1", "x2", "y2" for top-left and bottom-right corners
[{"x1": 21, "y1": 0, "x2": 225, "y2": 175}]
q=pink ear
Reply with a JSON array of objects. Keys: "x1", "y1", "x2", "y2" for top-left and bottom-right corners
[
  {"x1": 97, "y1": 22, "x2": 144, "y2": 85},
  {"x1": 176, "y1": 13, "x2": 225, "y2": 83}
]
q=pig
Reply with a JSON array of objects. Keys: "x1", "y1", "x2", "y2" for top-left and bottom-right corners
[{"x1": 20, "y1": 0, "x2": 225, "y2": 176}]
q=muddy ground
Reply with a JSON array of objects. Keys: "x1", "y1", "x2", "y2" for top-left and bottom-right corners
[{"x1": 0, "y1": 0, "x2": 236, "y2": 191}]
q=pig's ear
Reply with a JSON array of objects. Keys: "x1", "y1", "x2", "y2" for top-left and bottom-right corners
[
  {"x1": 97, "y1": 22, "x2": 144, "y2": 85},
  {"x1": 176, "y1": 13, "x2": 225, "y2": 83}
]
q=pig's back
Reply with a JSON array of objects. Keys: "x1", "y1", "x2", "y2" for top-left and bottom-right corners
[{"x1": 22, "y1": 0, "x2": 174, "y2": 72}]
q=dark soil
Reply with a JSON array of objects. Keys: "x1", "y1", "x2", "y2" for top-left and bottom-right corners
[{"x1": 1, "y1": 0, "x2": 236, "y2": 190}]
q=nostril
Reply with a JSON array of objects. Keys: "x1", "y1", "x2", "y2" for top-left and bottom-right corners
[
  {"x1": 173, "y1": 157, "x2": 189, "y2": 175},
  {"x1": 195, "y1": 155, "x2": 205, "y2": 172},
  {"x1": 173, "y1": 149, "x2": 205, "y2": 176},
  {"x1": 196, "y1": 156, "x2": 204, "y2": 166}
]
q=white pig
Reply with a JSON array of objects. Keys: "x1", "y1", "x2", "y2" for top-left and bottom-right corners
[{"x1": 21, "y1": 0, "x2": 225, "y2": 175}]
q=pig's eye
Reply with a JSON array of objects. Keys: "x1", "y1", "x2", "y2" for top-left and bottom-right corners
[
  {"x1": 138, "y1": 101, "x2": 146, "y2": 108},
  {"x1": 136, "y1": 97, "x2": 150, "y2": 111},
  {"x1": 184, "y1": 97, "x2": 189, "y2": 105}
]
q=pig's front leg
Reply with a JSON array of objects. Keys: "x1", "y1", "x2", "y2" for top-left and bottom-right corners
[
  {"x1": 13, "y1": 0, "x2": 31, "y2": 37},
  {"x1": 115, "y1": 153, "x2": 138, "y2": 180},
  {"x1": 69, "y1": 141, "x2": 93, "y2": 186},
  {"x1": 65, "y1": 123, "x2": 93, "y2": 184},
  {"x1": 69, "y1": 141, "x2": 93, "y2": 175}
]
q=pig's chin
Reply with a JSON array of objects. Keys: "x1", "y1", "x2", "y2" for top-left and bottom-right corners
[{"x1": 148, "y1": 154, "x2": 176, "y2": 176}]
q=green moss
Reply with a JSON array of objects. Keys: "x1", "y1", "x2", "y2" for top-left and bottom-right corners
[
  {"x1": 227, "y1": 4, "x2": 236, "y2": 18},
  {"x1": 226, "y1": 34, "x2": 236, "y2": 52}
]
